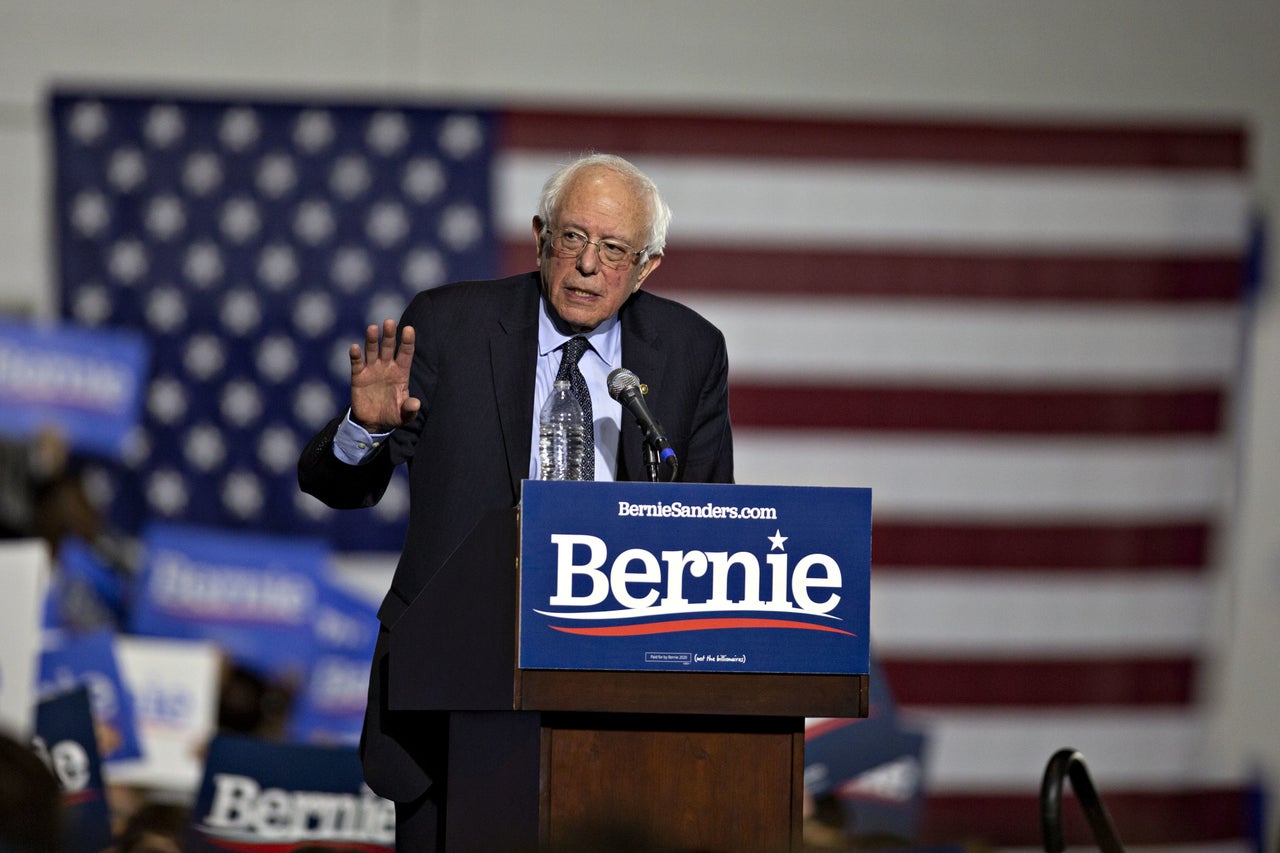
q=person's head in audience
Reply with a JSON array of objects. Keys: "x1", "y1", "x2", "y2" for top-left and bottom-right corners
[
  {"x1": 113, "y1": 800, "x2": 188, "y2": 853},
  {"x1": 0, "y1": 729, "x2": 63, "y2": 852},
  {"x1": 217, "y1": 663, "x2": 293, "y2": 740}
]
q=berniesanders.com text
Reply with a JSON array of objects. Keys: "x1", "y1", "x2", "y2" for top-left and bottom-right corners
[{"x1": 616, "y1": 500, "x2": 778, "y2": 520}]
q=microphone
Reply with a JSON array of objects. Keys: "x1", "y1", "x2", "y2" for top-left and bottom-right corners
[{"x1": 607, "y1": 368, "x2": 677, "y2": 465}]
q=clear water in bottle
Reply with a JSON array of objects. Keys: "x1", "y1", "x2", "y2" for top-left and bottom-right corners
[{"x1": 538, "y1": 379, "x2": 590, "y2": 480}]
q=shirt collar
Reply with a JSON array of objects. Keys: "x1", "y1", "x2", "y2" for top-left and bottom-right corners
[{"x1": 537, "y1": 296, "x2": 622, "y2": 366}]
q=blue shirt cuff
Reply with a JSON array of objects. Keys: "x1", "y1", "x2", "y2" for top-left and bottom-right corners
[{"x1": 333, "y1": 410, "x2": 392, "y2": 465}]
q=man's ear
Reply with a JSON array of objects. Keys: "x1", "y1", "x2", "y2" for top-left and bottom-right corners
[
  {"x1": 632, "y1": 254, "x2": 663, "y2": 292},
  {"x1": 531, "y1": 216, "x2": 547, "y2": 262}
]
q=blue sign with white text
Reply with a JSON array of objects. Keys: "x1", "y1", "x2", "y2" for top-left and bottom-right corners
[
  {"x1": 519, "y1": 481, "x2": 871, "y2": 674},
  {"x1": 130, "y1": 523, "x2": 329, "y2": 681},
  {"x1": 35, "y1": 687, "x2": 114, "y2": 853},
  {"x1": 0, "y1": 318, "x2": 148, "y2": 458},
  {"x1": 187, "y1": 735, "x2": 394, "y2": 852},
  {"x1": 288, "y1": 580, "x2": 378, "y2": 746},
  {"x1": 38, "y1": 629, "x2": 143, "y2": 763}
]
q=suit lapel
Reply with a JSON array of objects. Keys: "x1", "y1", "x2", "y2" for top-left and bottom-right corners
[
  {"x1": 617, "y1": 295, "x2": 668, "y2": 481},
  {"x1": 490, "y1": 274, "x2": 541, "y2": 496}
]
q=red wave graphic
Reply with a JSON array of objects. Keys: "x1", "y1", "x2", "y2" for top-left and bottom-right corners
[{"x1": 548, "y1": 617, "x2": 855, "y2": 637}]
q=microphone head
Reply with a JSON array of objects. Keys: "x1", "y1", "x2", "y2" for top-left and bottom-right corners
[{"x1": 607, "y1": 367, "x2": 641, "y2": 400}]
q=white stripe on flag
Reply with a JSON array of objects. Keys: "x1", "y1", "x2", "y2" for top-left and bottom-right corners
[
  {"x1": 911, "y1": 707, "x2": 1229, "y2": 789},
  {"x1": 870, "y1": 571, "x2": 1207, "y2": 656},
  {"x1": 680, "y1": 297, "x2": 1241, "y2": 388},
  {"x1": 497, "y1": 152, "x2": 1250, "y2": 251},
  {"x1": 732, "y1": 431, "x2": 1226, "y2": 517}
]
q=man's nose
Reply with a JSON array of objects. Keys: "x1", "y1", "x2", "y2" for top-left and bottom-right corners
[{"x1": 576, "y1": 241, "x2": 601, "y2": 273}]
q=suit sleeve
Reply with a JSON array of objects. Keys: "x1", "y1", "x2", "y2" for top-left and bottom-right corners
[
  {"x1": 297, "y1": 415, "x2": 399, "y2": 509},
  {"x1": 678, "y1": 328, "x2": 735, "y2": 485}
]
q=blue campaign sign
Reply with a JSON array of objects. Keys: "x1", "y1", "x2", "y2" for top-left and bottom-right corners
[
  {"x1": 287, "y1": 579, "x2": 378, "y2": 746},
  {"x1": 805, "y1": 652, "x2": 929, "y2": 840},
  {"x1": 519, "y1": 481, "x2": 871, "y2": 674},
  {"x1": 45, "y1": 536, "x2": 128, "y2": 632},
  {"x1": 0, "y1": 318, "x2": 148, "y2": 458},
  {"x1": 130, "y1": 522, "x2": 330, "y2": 681},
  {"x1": 186, "y1": 734, "x2": 394, "y2": 852},
  {"x1": 38, "y1": 628, "x2": 143, "y2": 763},
  {"x1": 35, "y1": 686, "x2": 114, "y2": 853}
]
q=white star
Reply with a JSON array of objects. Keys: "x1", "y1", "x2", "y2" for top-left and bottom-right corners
[
  {"x1": 402, "y1": 157, "x2": 445, "y2": 203},
  {"x1": 366, "y1": 110, "x2": 409, "y2": 155},
  {"x1": 439, "y1": 203, "x2": 483, "y2": 250},
  {"x1": 293, "y1": 109, "x2": 335, "y2": 153},
  {"x1": 768, "y1": 530, "x2": 788, "y2": 551},
  {"x1": 144, "y1": 104, "x2": 185, "y2": 148},
  {"x1": 439, "y1": 113, "x2": 484, "y2": 159}
]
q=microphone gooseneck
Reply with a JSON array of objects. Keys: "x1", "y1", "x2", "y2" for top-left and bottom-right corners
[{"x1": 607, "y1": 368, "x2": 677, "y2": 468}]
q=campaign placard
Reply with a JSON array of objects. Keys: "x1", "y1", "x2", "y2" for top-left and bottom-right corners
[
  {"x1": 38, "y1": 628, "x2": 143, "y2": 763},
  {"x1": 0, "y1": 318, "x2": 148, "y2": 458},
  {"x1": 0, "y1": 539, "x2": 49, "y2": 734},
  {"x1": 518, "y1": 481, "x2": 870, "y2": 674},
  {"x1": 109, "y1": 635, "x2": 221, "y2": 792},
  {"x1": 287, "y1": 578, "x2": 378, "y2": 745},
  {"x1": 804, "y1": 653, "x2": 928, "y2": 840},
  {"x1": 34, "y1": 686, "x2": 113, "y2": 853},
  {"x1": 45, "y1": 536, "x2": 128, "y2": 632},
  {"x1": 186, "y1": 734, "x2": 394, "y2": 852},
  {"x1": 130, "y1": 522, "x2": 329, "y2": 681}
]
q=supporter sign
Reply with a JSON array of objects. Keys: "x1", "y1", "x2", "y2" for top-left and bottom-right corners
[
  {"x1": 45, "y1": 536, "x2": 128, "y2": 632},
  {"x1": 519, "y1": 481, "x2": 870, "y2": 674},
  {"x1": 131, "y1": 522, "x2": 329, "y2": 681},
  {"x1": 186, "y1": 734, "x2": 394, "y2": 852},
  {"x1": 38, "y1": 628, "x2": 142, "y2": 762},
  {"x1": 109, "y1": 635, "x2": 221, "y2": 792},
  {"x1": 34, "y1": 686, "x2": 113, "y2": 853},
  {"x1": 288, "y1": 579, "x2": 378, "y2": 745},
  {"x1": 804, "y1": 653, "x2": 928, "y2": 840},
  {"x1": 830, "y1": 728, "x2": 927, "y2": 841},
  {"x1": 0, "y1": 539, "x2": 49, "y2": 734},
  {"x1": 0, "y1": 318, "x2": 148, "y2": 458}
]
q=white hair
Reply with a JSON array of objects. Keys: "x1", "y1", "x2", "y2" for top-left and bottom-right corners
[{"x1": 537, "y1": 153, "x2": 672, "y2": 260}]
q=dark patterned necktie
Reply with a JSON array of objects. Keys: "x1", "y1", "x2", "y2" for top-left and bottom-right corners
[{"x1": 556, "y1": 335, "x2": 594, "y2": 480}]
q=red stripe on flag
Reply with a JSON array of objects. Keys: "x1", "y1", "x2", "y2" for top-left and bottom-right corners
[
  {"x1": 730, "y1": 384, "x2": 1224, "y2": 435},
  {"x1": 881, "y1": 658, "x2": 1197, "y2": 707},
  {"x1": 501, "y1": 109, "x2": 1247, "y2": 169},
  {"x1": 915, "y1": 787, "x2": 1255, "y2": 847},
  {"x1": 500, "y1": 243, "x2": 1244, "y2": 302},
  {"x1": 656, "y1": 249, "x2": 1244, "y2": 303},
  {"x1": 871, "y1": 521, "x2": 1211, "y2": 569}
]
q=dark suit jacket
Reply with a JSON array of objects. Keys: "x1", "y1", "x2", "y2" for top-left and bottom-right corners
[{"x1": 298, "y1": 271, "x2": 734, "y2": 802}]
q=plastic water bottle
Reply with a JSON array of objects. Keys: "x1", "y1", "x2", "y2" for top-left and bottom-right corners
[{"x1": 538, "y1": 379, "x2": 589, "y2": 480}]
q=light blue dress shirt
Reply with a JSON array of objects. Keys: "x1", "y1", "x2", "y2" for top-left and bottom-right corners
[{"x1": 528, "y1": 297, "x2": 622, "y2": 481}]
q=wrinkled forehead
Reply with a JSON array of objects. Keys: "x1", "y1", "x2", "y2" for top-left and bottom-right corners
[{"x1": 554, "y1": 167, "x2": 648, "y2": 225}]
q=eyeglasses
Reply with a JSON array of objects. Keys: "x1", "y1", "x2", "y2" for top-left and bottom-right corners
[{"x1": 547, "y1": 228, "x2": 644, "y2": 270}]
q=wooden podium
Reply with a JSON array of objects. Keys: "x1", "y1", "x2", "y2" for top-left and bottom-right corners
[{"x1": 389, "y1": 507, "x2": 868, "y2": 852}]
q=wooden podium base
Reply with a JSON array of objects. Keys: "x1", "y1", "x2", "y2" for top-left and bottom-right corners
[{"x1": 445, "y1": 711, "x2": 804, "y2": 853}]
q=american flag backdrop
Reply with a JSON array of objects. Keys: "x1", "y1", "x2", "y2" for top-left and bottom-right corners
[{"x1": 53, "y1": 91, "x2": 1256, "y2": 849}]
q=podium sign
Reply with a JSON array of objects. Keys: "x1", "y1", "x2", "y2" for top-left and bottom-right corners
[{"x1": 519, "y1": 481, "x2": 870, "y2": 675}]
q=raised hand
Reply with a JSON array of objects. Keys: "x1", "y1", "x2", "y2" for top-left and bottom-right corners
[{"x1": 349, "y1": 318, "x2": 421, "y2": 432}]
